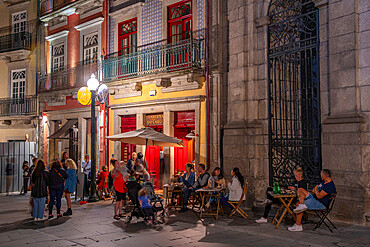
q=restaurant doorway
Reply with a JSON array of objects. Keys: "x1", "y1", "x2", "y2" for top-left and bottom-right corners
[
  {"x1": 174, "y1": 111, "x2": 195, "y2": 174},
  {"x1": 121, "y1": 115, "x2": 136, "y2": 164},
  {"x1": 145, "y1": 113, "x2": 163, "y2": 188}
]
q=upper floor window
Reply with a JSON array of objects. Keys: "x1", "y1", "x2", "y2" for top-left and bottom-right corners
[
  {"x1": 11, "y1": 69, "x2": 26, "y2": 99},
  {"x1": 12, "y1": 11, "x2": 27, "y2": 33},
  {"x1": 83, "y1": 32, "x2": 98, "y2": 63},
  {"x1": 52, "y1": 43, "x2": 65, "y2": 72},
  {"x1": 118, "y1": 18, "x2": 137, "y2": 56},
  {"x1": 168, "y1": 0, "x2": 192, "y2": 43}
]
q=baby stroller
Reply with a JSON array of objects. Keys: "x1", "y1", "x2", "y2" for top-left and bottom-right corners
[
  {"x1": 141, "y1": 181, "x2": 165, "y2": 219},
  {"x1": 125, "y1": 181, "x2": 165, "y2": 224},
  {"x1": 125, "y1": 181, "x2": 145, "y2": 223}
]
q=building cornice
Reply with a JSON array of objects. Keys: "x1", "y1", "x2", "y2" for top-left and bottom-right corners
[
  {"x1": 75, "y1": 17, "x2": 104, "y2": 31},
  {"x1": 45, "y1": 30, "x2": 69, "y2": 42}
]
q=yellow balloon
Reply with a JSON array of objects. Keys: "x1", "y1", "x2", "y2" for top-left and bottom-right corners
[{"x1": 77, "y1": 87, "x2": 91, "y2": 105}]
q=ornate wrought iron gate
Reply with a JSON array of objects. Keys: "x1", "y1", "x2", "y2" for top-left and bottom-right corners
[{"x1": 267, "y1": 0, "x2": 321, "y2": 186}]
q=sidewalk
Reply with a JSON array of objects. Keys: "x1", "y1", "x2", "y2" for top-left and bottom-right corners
[{"x1": 0, "y1": 194, "x2": 368, "y2": 247}]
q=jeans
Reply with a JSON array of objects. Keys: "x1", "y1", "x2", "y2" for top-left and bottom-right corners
[
  {"x1": 49, "y1": 183, "x2": 64, "y2": 215},
  {"x1": 22, "y1": 177, "x2": 30, "y2": 194},
  {"x1": 220, "y1": 194, "x2": 232, "y2": 208},
  {"x1": 33, "y1": 197, "x2": 46, "y2": 219},
  {"x1": 183, "y1": 187, "x2": 191, "y2": 207}
]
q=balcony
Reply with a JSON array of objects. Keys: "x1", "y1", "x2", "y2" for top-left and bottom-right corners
[
  {"x1": 0, "y1": 20, "x2": 36, "y2": 55},
  {"x1": 0, "y1": 96, "x2": 37, "y2": 117},
  {"x1": 40, "y1": 0, "x2": 79, "y2": 16},
  {"x1": 102, "y1": 38, "x2": 204, "y2": 83},
  {"x1": 38, "y1": 61, "x2": 100, "y2": 93}
]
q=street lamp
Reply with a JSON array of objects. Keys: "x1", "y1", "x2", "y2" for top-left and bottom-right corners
[{"x1": 87, "y1": 74, "x2": 100, "y2": 202}]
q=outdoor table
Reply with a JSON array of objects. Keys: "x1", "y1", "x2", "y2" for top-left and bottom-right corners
[
  {"x1": 269, "y1": 190, "x2": 296, "y2": 229},
  {"x1": 197, "y1": 187, "x2": 224, "y2": 220},
  {"x1": 163, "y1": 183, "x2": 184, "y2": 210}
]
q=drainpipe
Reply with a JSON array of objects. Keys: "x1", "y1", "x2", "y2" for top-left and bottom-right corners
[
  {"x1": 205, "y1": 0, "x2": 210, "y2": 169},
  {"x1": 35, "y1": 0, "x2": 40, "y2": 154},
  {"x1": 105, "y1": 0, "x2": 110, "y2": 169}
]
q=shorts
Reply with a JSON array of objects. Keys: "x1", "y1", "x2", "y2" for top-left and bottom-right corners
[
  {"x1": 304, "y1": 193, "x2": 326, "y2": 210},
  {"x1": 115, "y1": 191, "x2": 126, "y2": 201}
]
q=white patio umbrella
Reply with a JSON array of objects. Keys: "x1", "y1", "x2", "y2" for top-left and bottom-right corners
[{"x1": 105, "y1": 127, "x2": 185, "y2": 147}]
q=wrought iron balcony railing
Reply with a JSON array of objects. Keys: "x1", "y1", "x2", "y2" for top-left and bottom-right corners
[
  {"x1": 0, "y1": 96, "x2": 37, "y2": 117},
  {"x1": 40, "y1": 0, "x2": 79, "y2": 16},
  {"x1": 102, "y1": 38, "x2": 204, "y2": 83},
  {"x1": 0, "y1": 20, "x2": 36, "y2": 54},
  {"x1": 38, "y1": 61, "x2": 101, "y2": 93}
]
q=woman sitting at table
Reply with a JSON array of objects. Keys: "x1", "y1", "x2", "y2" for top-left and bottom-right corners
[
  {"x1": 205, "y1": 167, "x2": 226, "y2": 208},
  {"x1": 220, "y1": 167, "x2": 245, "y2": 208},
  {"x1": 176, "y1": 163, "x2": 196, "y2": 209},
  {"x1": 255, "y1": 167, "x2": 307, "y2": 223}
]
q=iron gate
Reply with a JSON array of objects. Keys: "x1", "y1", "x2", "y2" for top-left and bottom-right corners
[{"x1": 267, "y1": 0, "x2": 321, "y2": 186}]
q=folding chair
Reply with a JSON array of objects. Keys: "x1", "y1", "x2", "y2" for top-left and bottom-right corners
[
  {"x1": 228, "y1": 182, "x2": 248, "y2": 219},
  {"x1": 310, "y1": 193, "x2": 337, "y2": 232},
  {"x1": 189, "y1": 192, "x2": 202, "y2": 211}
]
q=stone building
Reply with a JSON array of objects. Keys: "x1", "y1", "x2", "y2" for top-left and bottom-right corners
[
  {"x1": 0, "y1": 0, "x2": 38, "y2": 142},
  {"x1": 37, "y1": 0, "x2": 108, "y2": 166},
  {"x1": 208, "y1": 0, "x2": 369, "y2": 225}
]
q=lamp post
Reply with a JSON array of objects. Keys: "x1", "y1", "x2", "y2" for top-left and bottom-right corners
[{"x1": 87, "y1": 74, "x2": 100, "y2": 202}]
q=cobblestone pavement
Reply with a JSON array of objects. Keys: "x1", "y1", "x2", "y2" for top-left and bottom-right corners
[{"x1": 0, "y1": 194, "x2": 369, "y2": 247}]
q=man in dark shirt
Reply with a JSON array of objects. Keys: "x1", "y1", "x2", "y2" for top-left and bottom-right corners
[
  {"x1": 288, "y1": 169, "x2": 336, "y2": 232},
  {"x1": 126, "y1": 152, "x2": 137, "y2": 171},
  {"x1": 180, "y1": 163, "x2": 210, "y2": 213}
]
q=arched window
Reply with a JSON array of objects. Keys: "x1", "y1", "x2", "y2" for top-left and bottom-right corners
[
  {"x1": 168, "y1": 0, "x2": 192, "y2": 43},
  {"x1": 267, "y1": 0, "x2": 321, "y2": 186}
]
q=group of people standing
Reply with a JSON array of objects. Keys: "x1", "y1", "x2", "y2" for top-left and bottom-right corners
[{"x1": 27, "y1": 152, "x2": 78, "y2": 221}]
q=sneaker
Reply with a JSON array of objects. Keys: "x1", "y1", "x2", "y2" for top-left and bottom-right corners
[
  {"x1": 264, "y1": 199, "x2": 273, "y2": 205},
  {"x1": 146, "y1": 220, "x2": 152, "y2": 226},
  {"x1": 33, "y1": 218, "x2": 38, "y2": 221},
  {"x1": 293, "y1": 204, "x2": 308, "y2": 213},
  {"x1": 288, "y1": 224, "x2": 303, "y2": 232},
  {"x1": 255, "y1": 217, "x2": 268, "y2": 223}
]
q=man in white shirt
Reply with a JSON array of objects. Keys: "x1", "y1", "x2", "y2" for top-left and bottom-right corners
[{"x1": 82, "y1": 155, "x2": 91, "y2": 198}]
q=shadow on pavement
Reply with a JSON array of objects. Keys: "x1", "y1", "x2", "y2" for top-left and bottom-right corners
[{"x1": 0, "y1": 217, "x2": 70, "y2": 234}]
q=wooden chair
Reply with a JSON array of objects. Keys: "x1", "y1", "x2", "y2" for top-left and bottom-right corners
[{"x1": 228, "y1": 182, "x2": 248, "y2": 219}]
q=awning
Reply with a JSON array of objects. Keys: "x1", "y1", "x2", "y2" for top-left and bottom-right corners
[{"x1": 48, "y1": 119, "x2": 78, "y2": 139}]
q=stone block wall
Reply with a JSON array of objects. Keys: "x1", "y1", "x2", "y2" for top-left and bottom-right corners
[{"x1": 210, "y1": 0, "x2": 369, "y2": 224}]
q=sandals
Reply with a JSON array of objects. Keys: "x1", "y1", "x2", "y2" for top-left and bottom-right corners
[
  {"x1": 114, "y1": 215, "x2": 120, "y2": 220},
  {"x1": 119, "y1": 214, "x2": 126, "y2": 218},
  {"x1": 57, "y1": 214, "x2": 62, "y2": 218},
  {"x1": 48, "y1": 215, "x2": 54, "y2": 219}
]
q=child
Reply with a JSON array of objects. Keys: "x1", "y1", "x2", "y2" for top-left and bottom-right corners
[{"x1": 138, "y1": 188, "x2": 155, "y2": 225}]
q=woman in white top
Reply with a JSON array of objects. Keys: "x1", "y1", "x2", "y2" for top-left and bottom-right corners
[{"x1": 221, "y1": 167, "x2": 245, "y2": 208}]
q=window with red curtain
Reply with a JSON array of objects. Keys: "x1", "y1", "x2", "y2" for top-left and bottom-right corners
[
  {"x1": 168, "y1": 0, "x2": 192, "y2": 43},
  {"x1": 118, "y1": 18, "x2": 137, "y2": 56}
]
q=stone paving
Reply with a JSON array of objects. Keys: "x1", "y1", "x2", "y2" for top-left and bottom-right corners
[{"x1": 0, "y1": 194, "x2": 369, "y2": 247}]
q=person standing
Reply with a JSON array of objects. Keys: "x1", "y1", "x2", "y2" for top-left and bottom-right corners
[
  {"x1": 5, "y1": 158, "x2": 15, "y2": 196},
  {"x1": 48, "y1": 160, "x2": 68, "y2": 219},
  {"x1": 21, "y1": 161, "x2": 31, "y2": 195},
  {"x1": 110, "y1": 159, "x2": 128, "y2": 220},
  {"x1": 63, "y1": 159, "x2": 77, "y2": 216},
  {"x1": 97, "y1": 166, "x2": 109, "y2": 199},
  {"x1": 31, "y1": 160, "x2": 49, "y2": 221},
  {"x1": 82, "y1": 154, "x2": 91, "y2": 199},
  {"x1": 126, "y1": 152, "x2": 137, "y2": 171},
  {"x1": 61, "y1": 152, "x2": 69, "y2": 170},
  {"x1": 137, "y1": 152, "x2": 148, "y2": 170}
]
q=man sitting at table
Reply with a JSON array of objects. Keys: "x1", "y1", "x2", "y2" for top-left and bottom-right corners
[
  {"x1": 288, "y1": 169, "x2": 336, "y2": 232},
  {"x1": 180, "y1": 163, "x2": 210, "y2": 212}
]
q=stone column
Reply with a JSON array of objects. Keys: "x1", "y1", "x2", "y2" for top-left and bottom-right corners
[{"x1": 315, "y1": 0, "x2": 369, "y2": 224}]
